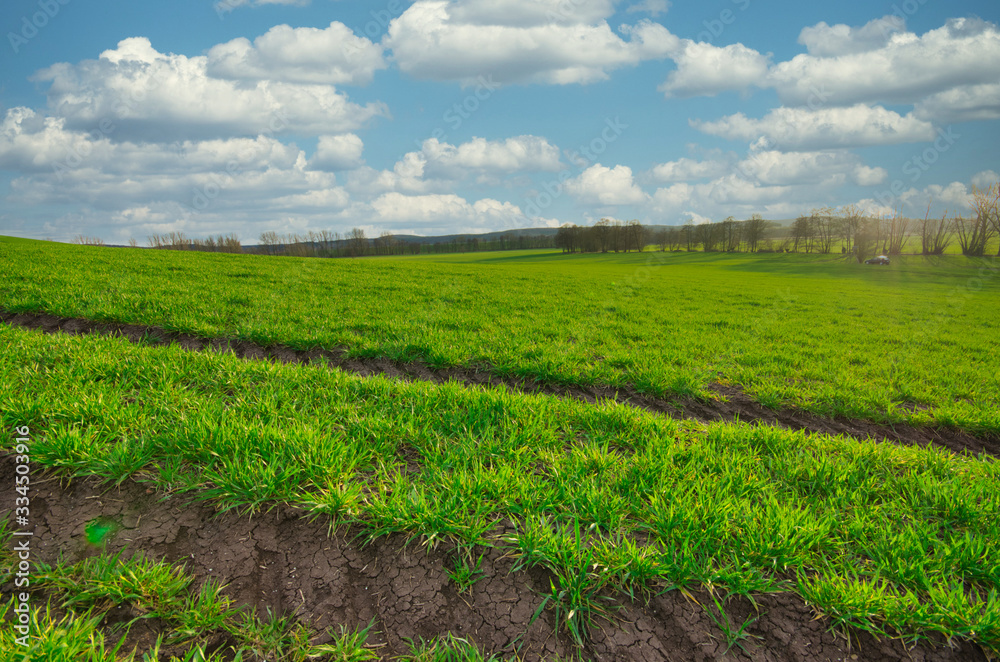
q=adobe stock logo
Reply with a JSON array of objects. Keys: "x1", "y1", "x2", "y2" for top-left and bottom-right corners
[{"x1": 7, "y1": 0, "x2": 71, "y2": 54}]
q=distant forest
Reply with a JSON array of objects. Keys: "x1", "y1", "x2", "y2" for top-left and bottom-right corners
[{"x1": 76, "y1": 186, "x2": 1000, "y2": 260}]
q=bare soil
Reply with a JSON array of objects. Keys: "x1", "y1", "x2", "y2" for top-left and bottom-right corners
[
  {"x1": 2, "y1": 310, "x2": 997, "y2": 459},
  {"x1": 0, "y1": 455, "x2": 989, "y2": 661}
]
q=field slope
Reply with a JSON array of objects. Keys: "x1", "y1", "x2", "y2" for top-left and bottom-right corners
[{"x1": 1, "y1": 236, "x2": 998, "y2": 434}]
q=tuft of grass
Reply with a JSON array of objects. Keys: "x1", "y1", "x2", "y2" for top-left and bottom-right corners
[
  {"x1": 229, "y1": 607, "x2": 381, "y2": 662},
  {"x1": 0, "y1": 600, "x2": 132, "y2": 662},
  {"x1": 447, "y1": 546, "x2": 486, "y2": 594},
  {"x1": 514, "y1": 518, "x2": 619, "y2": 647},
  {"x1": 701, "y1": 588, "x2": 763, "y2": 656},
  {"x1": 401, "y1": 633, "x2": 500, "y2": 662}
]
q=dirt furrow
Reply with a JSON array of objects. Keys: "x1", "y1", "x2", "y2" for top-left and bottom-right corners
[
  {"x1": 0, "y1": 455, "x2": 988, "y2": 661},
  {"x1": 2, "y1": 309, "x2": 997, "y2": 458}
]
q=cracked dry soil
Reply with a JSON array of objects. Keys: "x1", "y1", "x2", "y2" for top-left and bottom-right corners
[{"x1": 0, "y1": 456, "x2": 988, "y2": 661}]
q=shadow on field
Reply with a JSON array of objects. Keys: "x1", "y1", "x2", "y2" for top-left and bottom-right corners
[
  {"x1": 3, "y1": 309, "x2": 998, "y2": 460},
  {"x1": 0, "y1": 454, "x2": 989, "y2": 661}
]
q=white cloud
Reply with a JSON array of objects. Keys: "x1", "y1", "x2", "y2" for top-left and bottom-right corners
[
  {"x1": 207, "y1": 23, "x2": 386, "y2": 86},
  {"x1": 856, "y1": 181, "x2": 972, "y2": 217},
  {"x1": 35, "y1": 37, "x2": 387, "y2": 142},
  {"x1": 269, "y1": 187, "x2": 351, "y2": 210},
  {"x1": 309, "y1": 134, "x2": 365, "y2": 172},
  {"x1": 797, "y1": 16, "x2": 905, "y2": 57},
  {"x1": 972, "y1": 170, "x2": 999, "y2": 189},
  {"x1": 853, "y1": 165, "x2": 888, "y2": 187},
  {"x1": 0, "y1": 108, "x2": 303, "y2": 175},
  {"x1": 769, "y1": 18, "x2": 1000, "y2": 107},
  {"x1": 369, "y1": 192, "x2": 525, "y2": 232},
  {"x1": 692, "y1": 104, "x2": 936, "y2": 150},
  {"x1": 914, "y1": 83, "x2": 1000, "y2": 124},
  {"x1": 648, "y1": 157, "x2": 730, "y2": 182},
  {"x1": 421, "y1": 135, "x2": 562, "y2": 175},
  {"x1": 659, "y1": 41, "x2": 770, "y2": 97},
  {"x1": 347, "y1": 135, "x2": 562, "y2": 195},
  {"x1": 447, "y1": 0, "x2": 620, "y2": 27},
  {"x1": 732, "y1": 149, "x2": 886, "y2": 187},
  {"x1": 566, "y1": 164, "x2": 649, "y2": 205},
  {"x1": 384, "y1": 1, "x2": 678, "y2": 85}
]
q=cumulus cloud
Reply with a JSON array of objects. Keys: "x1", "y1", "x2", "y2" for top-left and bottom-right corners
[
  {"x1": 207, "y1": 22, "x2": 386, "y2": 86},
  {"x1": 856, "y1": 181, "x2": 972, "y2": 216},
  {"x1": 692, "y1": 104, "x2": 936, "y2": 150},
  {"x1": 446, "y1": 0, "x2": 620, "y2": 27},
  {"x1": 853, "y1": 165, "x2": 888, "y2": 186},
  {"x1": 384, "y1": 1, "x2": 678, "y2": 85},
  {"x1": 0, "y1": 107, "x2": 302, "y2": 176},
  {"x1": 768, "y1": 18, "x2": 1000, "y2": 107},
  {"x1": 566, "y1": 164, "x2": 649, "y2": 205},
  {"x1": 348, "y1": 135, "x2": 562, "y2": 195},
  {"x1": 309, "y1": 134, "x2": 365, "y2": 172},
  {"x1": 648, "y1": 157, "x2": 731, "y2": 183},
  {"x1": 35, "y1": 37, "x2": 387, "y2": 142},
  {"x1": 0, "y1": 105, "x2": 371, "y2": 225},
  {"x1": 797, "y1": 15, "x2": 905, "y2": 57},
  {"x1": 914, "y1": 83, "x2": 1000, "y2": 124},
  {"x1": 972, "y1": 170, "x2": 1000, "y2": 188},
  {"x1": 369, "y1": 192, "x2": 525, "y2": 233},
  {"x1": 659, "y1": 41, "x2": 770, "y2": 97},
  {"x1": 733, "y1": 149, "x2": 887, "y2": 187},
  {"x1": 421, "y1": 135, "x2": 562, "y2": 175}
]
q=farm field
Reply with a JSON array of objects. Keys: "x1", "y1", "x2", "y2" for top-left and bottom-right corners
[
  {"x1": 0, "y1": 236, "x2": 999, "y2": 434},
  {"x1": 1, "y1": 235, "x2": 999, "y2": 660},
  {"x1": 2, "y1": 323, "x2": 999, "y2": 659}
]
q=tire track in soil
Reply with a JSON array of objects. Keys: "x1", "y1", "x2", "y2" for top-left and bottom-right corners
[
  {"x1": 0, "y1": 455, "x2": 988, "y2": 662},
  {"x1": 3, "y1": 310, "x2": 997, "y2": 459}
]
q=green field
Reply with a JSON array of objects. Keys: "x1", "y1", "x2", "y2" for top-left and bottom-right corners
[
  {"x1": 2, "y1": 236, "x2": 1000, "y2": 657},
  {"x1": 1, "y1": 236, "x2": 998, "y2": 434},
  {"x1": 2, "y1": 323, "x2": 999, "y2": 651}
]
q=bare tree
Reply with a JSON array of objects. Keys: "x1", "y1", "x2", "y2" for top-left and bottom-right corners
[
  {"x1": 884, "y1": 208, "x2": 910, "y2": 255},
  {"x1": 719, "y1": 217, "x2": 740, "y2": 252},
  {"x1": 919, "y1": 202, "x2": 953, "y2": 255},
  {"x1": 625, "y1": 220, "x2": 645, "y2": 252},
  {"x1": 853, "y1": 212, "x2": 879, "y2": 263},
  {"x1": 654, "y1": 228, "x2": 669, "y2": 252},
  {"x1": 682, "y1": 223, "x2": 697, "y2": 251},
  {"x1": 791, "y1": 216, "x2": 813, "y2": 252},
  {"x1": 971, "y1": 183, "x2": 1000, "y2": 256},
  {"x1": 839, "y1": 204, "x2": 864, "y2": 253},
  {"x1": 743, "y1": 214, "x2": 768, "y2": 253},
  {"x1": 811, "y1": 207, "x2": 837, "y2": 254},
  {"x1": 593, "y1": 219, "x2": 612, "y2": 253},
  {"x1": 347, "y1": 227, "x2": 368, "y2": 257},
  {"x1": 957, "y1": 185, "x2": 999, "y2": 257}
]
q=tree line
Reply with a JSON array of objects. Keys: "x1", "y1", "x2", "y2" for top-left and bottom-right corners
[
  {"x1": 555, "y1": 216, "x2": 774, "y2": 254},
  {"x1": 139, "y1": 228, "x2": 557, "y2": 257},
  {"x1": 77, "y1": 182, "x2": 1000, "y2": 259}
]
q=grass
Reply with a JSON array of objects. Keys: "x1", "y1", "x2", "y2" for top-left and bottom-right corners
[
  {"x1": 401, "y1": 633, "x2": 503, "y2": 661},
  {"x1": 447, "y1": 546, "x2": 486, "y2": 594},
  {"x1": 0, "y1": 524, "x2": 381, "y2": 661},
  {"x1": 1, "y1": 236, "x2": 999, "y2": 434},
  {"x1": 702, "y1": 589, "x2": 763, "y2": 655},
  {"x1": 1, "y1": 323, "x2": 998, "y2": 652}
]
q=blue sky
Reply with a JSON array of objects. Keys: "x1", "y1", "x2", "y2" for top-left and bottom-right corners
[{"x1": 1, "y1": 0, "x2": 998, "y2": 243}]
